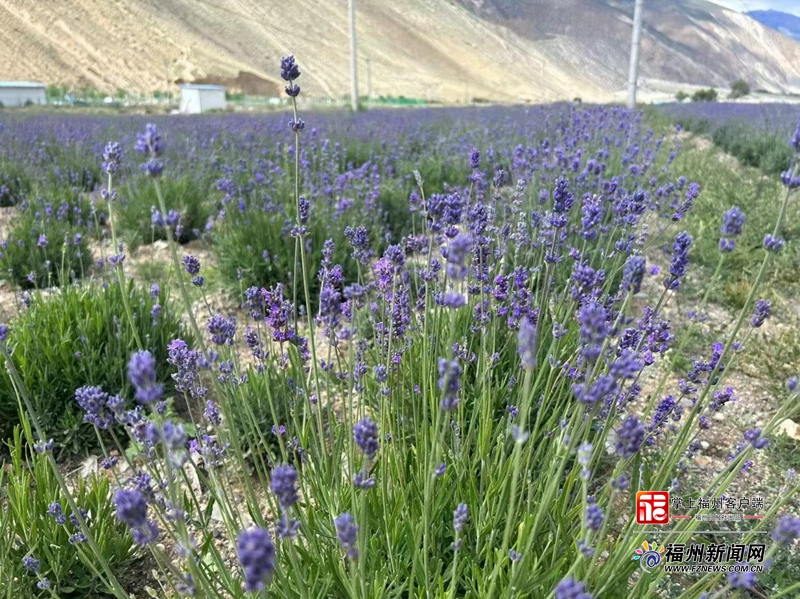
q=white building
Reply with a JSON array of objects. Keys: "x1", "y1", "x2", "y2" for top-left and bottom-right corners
[
  {"x1": 179, "y1": 84, "x2": 226, "y2": 114},
  {"x1": 0, "y1": 82, "x2": 47, "y2": 107}
]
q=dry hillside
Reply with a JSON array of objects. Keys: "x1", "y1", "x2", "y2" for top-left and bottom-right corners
[{"x1": 1, "y1": 0, "x2": 799, "y2": 102}]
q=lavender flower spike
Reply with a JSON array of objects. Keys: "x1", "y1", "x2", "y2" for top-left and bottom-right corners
[{"x1": 236, "y1": 527, "x2": 276, "y2": 592}]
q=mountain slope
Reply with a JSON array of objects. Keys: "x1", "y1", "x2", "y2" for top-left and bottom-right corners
[
  {"x1": 748, "y1": 9, "x2": 800, "y2": 41},
  {"x1": 0, "y1": 0, "x2": 799, "y2": 102},
  {"x1": 460, "y1": 0, "x2": 800, "y2": 93}
]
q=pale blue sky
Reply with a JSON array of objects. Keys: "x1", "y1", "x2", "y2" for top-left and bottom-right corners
[{"x1": 710, "y1": 0, "x2": 800, "y2": 16}]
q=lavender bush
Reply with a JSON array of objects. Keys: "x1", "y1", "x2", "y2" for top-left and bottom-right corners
[
  {"x1": 1, "y1": 58, "x2": 799, "y2": 597},
  {"x1": 0, "y1": 281, "x2": 184, "y2": 452}
]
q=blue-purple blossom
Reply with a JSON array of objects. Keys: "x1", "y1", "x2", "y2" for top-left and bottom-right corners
[
  {"x1": 453, "y1": 503, "x2": 468, "y2": 532},
  {"x1": 334, "y1": 513, "x2": 359, "y2": 560},
  {"x1": 728, "y1": 567, "x2": 756, "y2": 589},
  {"x1": 781, "y1": 168, "x2": 800, "y2": 188},
  {"x1": 621, "y1": 255, "x2": 646, "y2": 294},
  {"x1": 585, "y1": 501, "x2": 604, "y2": 531},
  {"x1": 22, "y1": 556, "x2": 39, "y2": 573},
  {"x1": 127, "y1": 350, "x2": 164, "y2": 404},
  {"x1": 792, "y1": 123, "x2": 800, "y2": 153},
  {"x1": 444, "y1": 233, "x2": 473, "y2": 280},
  {"x1": 275, "y1": 512, "x2": 300, "y2": 540},
  {"x1": 207, "y1": 314, "x2": 236, "y2": 345},
  {"x1": 353, "y1": 470, "x2": 376, "y2": 489},
  {"x1": 182, "y1": 254, "x2": 201, "y2": 275},
  {"x1": 744, "y1": 428, "x2": 769, "y2": 449},
  {"x1": 438, "y1": 358, "x2": 463, "y2": 410},
  {"x1": 271, "y1": 464, "x2": 299, "y2": 508},
  {"x1": 720, "y1": 206, "x2": 745, "y2": 250},
  {"x1": 764, "y1": 234, "x2": 785, "y2": 252},
  {"x1": 468, "y1": 147, "x2": 480, "y2": 170},
  {"x1": 344, "y1": 226, "x2": 372, "y2": 264},
  {"x1": 517, "y1": 317, "x2": 537, "y2": 369},
  {"x1": 721, "y1": 206, "x2": 745, "y2": 237},
  {"x1": 48, "y1": 502, "x2": 66, "y2": 525},
  {"x1": 577, "y1": 301, "x2": 608, "y2": 362},
  {"x1": 441, "y1": 292, "x2": 466, "y2": 308},
  {"x1": 577, "y1": 442, "x2": 592, "y2": 479},
  {"x1": 353, "y1": 417, "x2": 380, "y2": 459},
  {"x1": 750, "y1": 299, "x2": 770, "y2": 328},
  {"x1": 664, "y1": 231, "x2": 692, "y2": 290},
  {"x1": 102, "y1": 141, "x2": 123, "y2": 175},
  {"x1": 554, "y1": 577, "x2": 593, "y2": 599},
  {"x1": 114, "y1": 489, "x2": 148, "y2": 528},
  {"x1": 572, "y1": 374, "x2": 618, "y2": 404},
  {"x1": 280, "y1": 55, "x2": 301, "y2": 81},
  {"x1": 615, "y1": 415, "x2": 645, "y2": 458},
  {"x1": 236, "y1": 527, "x2": 276, "y2": 592},
  {"x1": 772, "y1": 514, "x2": 800, "y2": 545},
  {"x1": 75, "y1": 385, "x2": 115, "y2": 428},
  {"x1": 135, "y1": 124, "x2": 164, "y2": 157}
]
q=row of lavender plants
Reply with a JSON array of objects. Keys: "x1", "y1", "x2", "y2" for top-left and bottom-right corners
[
  {"x1": 656, "y1": 102, "x2": 800, "y2": 175},
  {"x1": 2, "y1": 57, "x2": 799, "y2": 597},
  {"x1": 659, "y1": 102, "x2": 800, "y2": 138}
]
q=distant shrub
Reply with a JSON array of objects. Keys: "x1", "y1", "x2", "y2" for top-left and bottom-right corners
[
  {"x1": 213, "y1": 199, "x2": 362, "y2": 305},
  {"x1": 678, "y1": 117, "x2": 713, "y2": 135},
  {"x1": 0, "y1": 167, "x2": 30, "y2": 206},
  {"x1": 1, "y1": 425, "x2": 135, "y2": 597},
  {"x1": 692, "y1": 88, "x2": 718, "y2": 102},
  {"x1": 712, "y1": 122, "x2": 793, "y2": 175},
  {"x1": 211, "y1": 152, "x2": 408, "y2": 303},
  {"x1": 0, "y1": 197, "x2": 96, "y2": 289},
  {"x1": 675, "y1": 91, "x2": 689, "y2": 102},
  {"x1": 0, "y1": 281, "x2": 185, "y2": 452},
  {"x1": 729, "y1": 79, "x2": 750, "y2": 99},
  {"x1": 119, "y1": 175, "x2": 214, "y2": 250}
]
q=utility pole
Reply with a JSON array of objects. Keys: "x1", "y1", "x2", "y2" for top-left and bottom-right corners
[
  {"x1": 366, "y1": 57, "x2": 372, "y2": 105},
  {"x1": 164, "y1": 60, "x2": 171, "y2": 107},
  {"x1": 348, "y1": 0, "x2": 360, "y2": 111},
  {"x1": 627, "y1": 0, "x2": 645, "y2": 109},
  {"x1": 541, "y1": 56, "x2": 546, "y2": 102}
]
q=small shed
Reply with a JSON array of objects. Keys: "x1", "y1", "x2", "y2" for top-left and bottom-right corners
[
  {"x1": 179, "y1": 84, "x2": 226, "y2": 114},
  {"x1": 0, "y1": 82, "x2": 47, "y2": 107}
]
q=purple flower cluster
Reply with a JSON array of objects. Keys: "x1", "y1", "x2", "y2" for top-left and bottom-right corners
[
  {"x1": 353, "y1": 417, "x2": 380, "y2": 459},
  {"x1": 664, "y1": 231, "x2": 692, "y2": 290},
  {"x1": 719, "y1": 206, "x2": 745, "y2": 252},
  {"x1": 127, "y1": 350, "x2": 164, "y2": 404},
  {"x1": 114, "y1": 488, "x2": 159, "y2": 545},
  {"x1": 135, "y1": 123, "x2": 165, "y2": 177},
  {"x1": 271, "y1": 464, "x2": 299, "y2": 508},
  {"x1": 438, "y1": 358, "x2": 463, "y2": 410},
  {"x1": 334, "y1": 513, "x2": 359, "y2": 560},
  {"x1": 554, "y1": 577, "x2": 593, "y2": 599},
  {"x1": 236, "y1": 527, "x2": 276, "y2": 591},
  {"x1": 750, "y1": 299, "x2": 770, "y2": 328},
  {"x1": 75, "y1": 385, "x2": 122, "y2": 429}
]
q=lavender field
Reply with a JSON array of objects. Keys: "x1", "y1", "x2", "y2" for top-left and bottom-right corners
[
  {"x1": 1, "y1": 59, "x2": 799, "y2": 599},
  {"x1": 659, "y1": 102, "x2": 800, "y2": 136}
]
